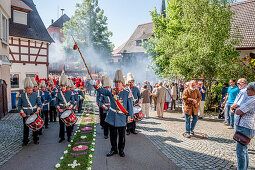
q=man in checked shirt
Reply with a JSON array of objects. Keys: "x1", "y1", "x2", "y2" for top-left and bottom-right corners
[{"x1": 235, "y1": 82, "x2": 255, "y2": 170}]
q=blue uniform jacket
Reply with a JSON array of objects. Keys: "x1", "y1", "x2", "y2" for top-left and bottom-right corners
[
  {"x1": 78, "y1": 89, "x2": 85, "y2": 101},
  {"x1": 130, "y1": 86, "x2": 141, "y2": 105},
  {"x1": 40, "y1": 90, "x2": 52, "y2": 111},
  {"x1": 73, "y1": 89, "x2": 79, "y2": 108},
  {"x1": 50, "y1": 88, "x2": 58, "y2": 107},
  {"x1": 56, "y1": 90, "x2": 75, "y2": 116},
  {"x1": 18, "y1": 92, "x2": 42, "y2": 115},
  {"x1": 96, "y1": 87, "x2": 133, "y2": 127}
]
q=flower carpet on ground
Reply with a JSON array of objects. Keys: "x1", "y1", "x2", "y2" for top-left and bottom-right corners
[{"x1": 55, "y1": 97, "x2": 96, "y2": 170}]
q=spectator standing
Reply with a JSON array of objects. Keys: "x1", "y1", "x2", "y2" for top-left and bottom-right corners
[
  {"x1": 225, "y1": 79, "x2": 240, "y2": 128},
  {"x1": 152, "y1": 84, "x2": 158, "y2": 111},
  {"x1": 235, "y1": 82, "x2": 255, "y2": 170},
  {"x1": 153, "y1": 81, "x2": 166, "y2": 118},
  {"x1": 198, "y1": 81, "x2": 206, "y2": 119},
  {"x1": 231, "y1": 78, "x2": 248, "y2": 112},
  {"x1": 148, "y1": 82, "x2": 153, "y2": 105},
  {"x1": 219, "y1": 83, "x2": 228, "y2": 119},
  {"x1": 170, "y1": 82, "x2": 177, "y2": 110},
  {"x1": 182, "y1": 80, "x2": 202, "y2": 138},
  {"x1": 141, "y1": 85, "x2": 151, "y2": 118},
  {"x1": 164, "y1": 83, "x2": 171, "y2": 111}
]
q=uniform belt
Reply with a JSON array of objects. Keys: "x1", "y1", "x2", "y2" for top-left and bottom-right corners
[
  {"x1": 23, "y1": 106, "x2": 37, "y2": 110},
  {"x1": 110, "y1": 107, "x2": 123, "y2": 114},
  {"x1": 59, "y1": 103, "x2": 70, "y2": 107}
]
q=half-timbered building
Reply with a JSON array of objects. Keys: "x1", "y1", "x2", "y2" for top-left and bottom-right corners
[{"x1": 9, "y1": 0, "x2": 53, "y2": 91}]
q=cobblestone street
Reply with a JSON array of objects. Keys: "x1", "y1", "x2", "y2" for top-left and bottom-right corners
[
  {"x1": 0, "y1": 113, "x2": 24, "y2": 166},
  {"x1": 137, "y1": 108, "x2": 255, "y2": 169}
]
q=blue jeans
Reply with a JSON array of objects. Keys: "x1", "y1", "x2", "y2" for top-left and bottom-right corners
[
  {"x1": 236, "y1": 126, "x2": 255, "y2": 170},
  {"x1": 226, "y1": 103, "x2": 234, "y2": 127},
  {"x1": 185, "y1": 113, "x2": 198, "y2": 134}
]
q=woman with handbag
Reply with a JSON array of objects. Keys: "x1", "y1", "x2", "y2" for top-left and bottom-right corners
[{"x1": 235, "y1": 82, "x2": 255, "y2": 170}]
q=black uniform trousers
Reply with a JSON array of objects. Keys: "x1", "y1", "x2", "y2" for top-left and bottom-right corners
[
  {"x1": 78, "y1": 100, "x2": 83, "y2": 113},
  {"x1": 49, "y1": 106, "x2": 57, "y2": 122},
  {"x1": 101, "y1": 108, "x2": 109, "y2": 137},
  {"x1": 126, "y1": 121, "x2": 136, "y2": 133},
  {"x1": 59, "y1": 119, "x2": 72, "y2": 139},
  {"x1": 99, "y1": 107, "x2": 104, "y2": 127},
  {"x1": 109, "y1": 124, "x2": 125, "y2": 152},
  {"x1": 23, "y1": 117, "x2": 39, "y2": 142},
  {"x1": 42, "y1": 110, "x2": 49, "y2": 127}
]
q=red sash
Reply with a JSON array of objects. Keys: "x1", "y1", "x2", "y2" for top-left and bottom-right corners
[{"x1": 112, "y1": 89, "x2": 128, "y2": 114}]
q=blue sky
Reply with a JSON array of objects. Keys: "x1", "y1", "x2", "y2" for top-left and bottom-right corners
[{"x1": 34, "y1": 0, "x2": 245, "y2": 49}]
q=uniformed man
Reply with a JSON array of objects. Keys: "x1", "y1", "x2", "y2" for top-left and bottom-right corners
[
  {"x1": 56, "y1": 74, "x2": 75, "y2": 143},
  {"x1": 49, "y1": 78, "x2": 58, "y2": 122},
  {"x1": 98, "y1": 76, "x2": 112, "y2": 139},
  {"x1": 94, "y1": 70, "x2": 133, "y2": 157},
  {"x1": 126, "y1": 72, "x2": 141, "y2": 135},
  {"x1": 70, "y1": 80, "x2": 79, "y2": 112},
  {"x1": 18, "y1": 78, "x2": 42, "y2": 145},
  {"x1": 97, "y1": 76, "x2": 106, "y2": 129},
  {"x1": 78, "y1": 81, "x2": 85, "y2": 113},
  {"x1": 40, "y1": 80, "x2": 52, "y2": 129}
]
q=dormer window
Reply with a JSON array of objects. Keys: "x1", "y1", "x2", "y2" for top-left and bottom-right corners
[{"x1": 13, "y1": 10, "x2": 27, "y2": 25}]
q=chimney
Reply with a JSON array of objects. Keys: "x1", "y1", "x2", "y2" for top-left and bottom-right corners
[
  {"x1": 61, "y1": 9, "x2": 64, "y2": 16},
  {"x1": 51, "y1": 19, "x2": 54, "y2": 24}
]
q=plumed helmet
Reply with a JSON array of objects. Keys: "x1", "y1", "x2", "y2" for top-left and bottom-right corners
[
  {"x1": 113, "y1": 69, "x2": 124, "y2": 83},
  {"x1": 103, "y1": 76, "x2": 112, "y2": 87},
  {"x1": 24, "y1": 77, "x2": 34, "y2": 89},
  {"x1": 59, "y1": 74, "x2": 68, "y2": 86},
  {"x1": 80, "y1": 81, "x2": 85, "y2": 87},
  {"x1": 127, "y1": 72, "x2": 134, "y2": 82},
  {"x1": 49, "y1": 78, "x2": 55, "y2": 86},
  {"x1": 40, "y1": 80, "x2": 46, "y2": 88},
  {"x1": 67, "y1": 79, "x2": 73, "y2": 88},
  {"x1": 34, "y1": 75, "x2": 40, "y2": 83},
  {"x1": 123, "y1": 76, "x2": 127, "y2": 85},
  {"x1": 30, "y1": 77, "x2": 38, "y2": 87}
]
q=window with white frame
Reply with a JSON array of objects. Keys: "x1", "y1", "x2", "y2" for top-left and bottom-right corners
[
  {"x1": 13, "y1": 10, "x2": 27, "y2": 25},
  {"x1": 0, "y1": 10, "x2": 9, "y2": 45}
]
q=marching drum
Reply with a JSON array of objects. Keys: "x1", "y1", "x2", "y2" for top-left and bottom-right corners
[
  {"x1": 133, "y1": 105, "x2": 143, "y2": 121},
  {"x1": 60, "y1": 110, "x2": 77, "y2": 126},
  {"x1": 25, "y1": 114, "x2": 44, "y2": 131}
]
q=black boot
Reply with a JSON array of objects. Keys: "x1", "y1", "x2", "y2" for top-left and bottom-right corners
[
  {"x1": 59, "y1": 138, "x2": 65, "y2": 143},
  {"x1": 119, "y1": 151, "x2": 125, "y2": 157},
  {"x1": 106, "y1": 150, "x2": 118, "y2": 157}
]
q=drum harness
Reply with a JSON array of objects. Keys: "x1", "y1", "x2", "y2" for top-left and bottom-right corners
[
  {"x1": 23, "y1": 93, "x2": 38, "y2": 110},
  {"x1": 60, "y1": 91, "x2": 71, "y2": 109}
]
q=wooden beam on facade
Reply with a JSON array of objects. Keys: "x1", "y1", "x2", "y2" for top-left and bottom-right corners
[{"x1": 35, "y1": 42, "x2": 44, "y2": 62}]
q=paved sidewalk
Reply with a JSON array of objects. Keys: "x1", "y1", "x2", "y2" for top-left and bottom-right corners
[
  {"x1": 91, "y1": 102, "x2": 179, "y2": 170},
  {"x1": 0, "y1": 112, "x2": 24, "y2": 166},
  {"x1": 137, "y1": 109, "x2": 255, "y2": 169},
  {"x1": 0, "y1": 120, "x2": 70, "y2": 170}
]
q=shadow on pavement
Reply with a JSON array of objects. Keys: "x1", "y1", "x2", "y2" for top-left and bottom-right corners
[{"x1": 144, "y1": 133, "x2": 237, "y2": 169}]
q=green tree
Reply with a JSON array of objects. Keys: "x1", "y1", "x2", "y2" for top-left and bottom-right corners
[
  {"x1": 144, "y1": 0, "x2": 255, "y2": 108},
  {"x1": 62, "y1": 0, "x2": 113, "y2": 63}
]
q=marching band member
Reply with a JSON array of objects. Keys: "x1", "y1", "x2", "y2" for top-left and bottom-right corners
[
  {"x1": 98, "y1": 76, "x2": 112, "y2": 139},
  {"x1": 94, "y1": 70, "x2": 133, "y2": 157},
  {"x1": 18, "y1": 78, "x2": 42, "y2": 145},
  {"x1": 69, "y1": 80, "x2": 79, "y2": 112},
  {"x1": 98, "y1": 76, "x2": 106, "y2": 130},
  {"x1": 78, "y1": 81, "x2": 85, "y2": 113},
  {"x1": 40, "y1": 80, "x2": 52, "y2": 129},
  {"x1": 56, "y1": 74, "x2": 75, "y2": 143},
  {"x1": 31, "y1": 77, "x2": 43, "y2": 135},
  {"x1": 49, "y1": 78, "x2": 58, "y2": 122},
  {"x1": 126, "y1": 72, "x2": 141, "y2": 135}
]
